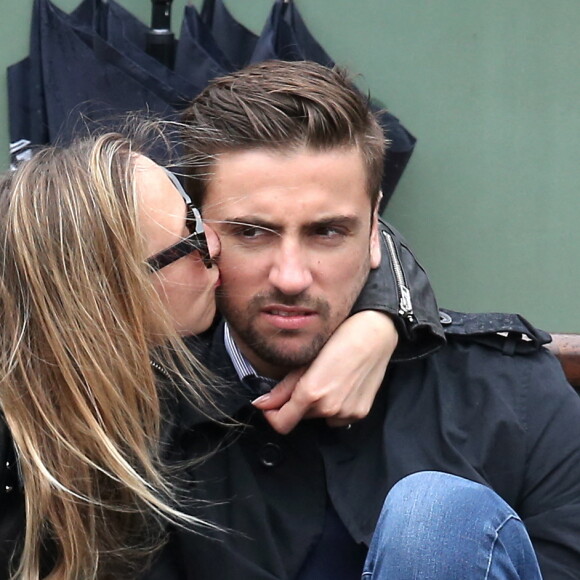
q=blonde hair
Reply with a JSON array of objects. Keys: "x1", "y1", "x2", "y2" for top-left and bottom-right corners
[{"x1": 0, "y1": 130, "x2": 215, "y2": 578}]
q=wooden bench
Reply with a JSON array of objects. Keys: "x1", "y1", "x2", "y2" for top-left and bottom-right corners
[{"x1": 547, "y1": 334, "x2": 580, "y2": 389}]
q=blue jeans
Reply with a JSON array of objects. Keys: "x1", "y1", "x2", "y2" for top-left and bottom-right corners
[{"x1": 362, "y1": 472, "x2": 542, "y2": 579}]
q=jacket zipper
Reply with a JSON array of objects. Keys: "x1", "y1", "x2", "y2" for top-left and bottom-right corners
[
  {"x1": 382, "y1": 230, "x2": 414, "y2": 322},
  {"x1": 150, "y1": 360, "x2": 171, "y2": 380}
]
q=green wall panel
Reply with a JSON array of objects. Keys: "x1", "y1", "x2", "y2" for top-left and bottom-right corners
[{"x1": 2, "y1": 1, "x2": 579, "y2": 331}]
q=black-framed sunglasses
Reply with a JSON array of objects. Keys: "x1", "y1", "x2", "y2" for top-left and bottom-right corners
[{"x1": 146, "y1": 169, "x2": 213, "y2": 272}]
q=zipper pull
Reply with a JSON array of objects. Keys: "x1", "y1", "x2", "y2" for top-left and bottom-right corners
[
  {"x1": 399, "y1": 285, "x2": 413, "y2": 320},
  {"x1": 382, "y1": 230, "x2": 415, "y2": 322}
]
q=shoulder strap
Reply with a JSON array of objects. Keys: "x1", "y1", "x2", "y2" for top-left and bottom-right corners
[{"x1": 439, "y1": 308, "x2": 552, "y2": 355}]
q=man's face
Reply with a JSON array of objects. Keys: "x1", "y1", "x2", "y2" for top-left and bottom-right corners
[{"x1": 203, "y1": 146, "x2": 381, "y2": 379}]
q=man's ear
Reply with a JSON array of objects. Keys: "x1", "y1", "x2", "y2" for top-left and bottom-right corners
[{"x1": 369, "y1": 199, "x2": 381, "y2": 269}]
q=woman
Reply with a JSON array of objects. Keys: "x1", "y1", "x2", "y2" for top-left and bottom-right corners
[{"x1": 0, "y1": 129, "x2": 441, "y2": 579}]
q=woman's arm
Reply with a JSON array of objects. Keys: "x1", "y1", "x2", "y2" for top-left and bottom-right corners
[{"x1": 253, "y1": 310, "x2": 398, "y2": 433}]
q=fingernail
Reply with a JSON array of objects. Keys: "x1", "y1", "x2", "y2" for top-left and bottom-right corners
[{"x1": 252, "y1": 393, "x2": 271, "y2": 405}]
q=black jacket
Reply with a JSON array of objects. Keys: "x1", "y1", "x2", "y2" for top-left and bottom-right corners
[
  {"x1": 359, "y1": 219, "x2": 444, "y2": 361},
  {"x1": 0, "y1": 218, "x2": 443, "y2": 577},
  {"x1": 146, "y1": 313, "x2": 580, "y2": 580}
]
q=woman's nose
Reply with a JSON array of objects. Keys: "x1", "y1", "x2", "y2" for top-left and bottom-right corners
[{"x1": 204, "y1": 223, "x2": 221, "y2": 259}]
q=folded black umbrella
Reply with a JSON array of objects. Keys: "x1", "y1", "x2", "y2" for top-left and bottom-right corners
[
  {"x1": 7, "y1": 0, "x2": 176, "y2": 148},
  {"x1": 8, "y1": 0, "x2": 112, "y2": 157},
  {"x1": 247, "y1": 0, "x2": 416, "y2": 210},
  {"x1": 200, "y1": 0, "x2": 258, "y2": 70},
  {"x1": 7, "y1": 58, "x2": 34, "y2": 168},
  {"x1": 7, "y1": 0, "x2": 49, "y2": 164},
  {"x1": 8, "y1": 0, "x2": 233, "y2": 153},
  {"x1": 42, "y1": 0, "x2": 187, "y2": 143},
  {"x1": 282, "y1": 0, "x2": 334, "y2": 67},
  {"x1": 250, "y1": 0, "x2": 301, "y2": 63},
  {"x1": 103, "y1": 1, "x2": 213, "y2": 100},
  {"x1": 373, "y1": 108, "x2": 417, "y2": 210},
  {"x1": 175, "y1": 4, "x2": 233, "y2": 84}
]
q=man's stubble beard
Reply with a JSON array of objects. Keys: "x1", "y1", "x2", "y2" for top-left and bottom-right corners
[
  {"x1": 232, "y1": 321, "x2": 330, "y2": 370},
  {"x1": 217, "y1": 290, "x2": 333, "y2": 369},
  {"x1": 217, "y1": 261, "x2": 370, "y2": 371}
]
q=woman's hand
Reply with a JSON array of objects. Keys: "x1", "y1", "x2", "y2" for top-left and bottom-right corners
[{"x1": 252, "y1": 311, "x2": 399, "y2": 434}]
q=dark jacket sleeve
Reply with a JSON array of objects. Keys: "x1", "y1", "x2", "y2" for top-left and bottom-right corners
[
  {"x1": 351, "y1": 217, "x2": 445, "y2": 361},
  {"x1": 516, "y1": 348, "x2": 580, "y2": 578}
]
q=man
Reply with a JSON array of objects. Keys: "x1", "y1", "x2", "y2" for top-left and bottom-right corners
[{"x1": 167, "y1": 61, "x2": 580, "y2": 579}]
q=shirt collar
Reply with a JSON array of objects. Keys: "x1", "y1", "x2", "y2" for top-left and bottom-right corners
[
  {"x1": 224, "y1": 323, "x2": 255, "y2": 381},
  {"x1": 223, "y1": 323, "x2": 277, "y2": 391}
]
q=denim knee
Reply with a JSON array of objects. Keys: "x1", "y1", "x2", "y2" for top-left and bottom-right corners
[
  {"x1": 362, "y1": 471, "x2": 542, "y2": 580},
  {"x1": 382, "y1": 471, "x2": 516, "y2": 531}
]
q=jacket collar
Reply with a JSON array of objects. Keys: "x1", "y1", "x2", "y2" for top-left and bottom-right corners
[{"x1": 161, "y1": 321, "x2": 255, "y2": 433}]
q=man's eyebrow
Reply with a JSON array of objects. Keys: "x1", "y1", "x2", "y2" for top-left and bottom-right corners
[
  {"x1": 211, "y1": 216, "x2": 282, "y2": 233},
  {"x1": 307, "y1": 216, "x2": 360, "y2": 229},
  {"x1": 209, "y1": 214, "x2": 361, "y2": 232}
]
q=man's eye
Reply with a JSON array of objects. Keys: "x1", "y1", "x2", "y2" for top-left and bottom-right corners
[
  {"x1": 237, "y1": 226, "x2": 264, "y2": 238},
  {"x1": 315, "y1": 226, "x2": 345, "y2": 238},
  {"x1": 231, "y1": 225, "x2": 272, "y2": 240}
]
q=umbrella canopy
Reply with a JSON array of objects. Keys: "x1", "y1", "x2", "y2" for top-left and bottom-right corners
[
  {"x1": 175, "y1": 4, "x2": 233, "y2": 83},
  {"x1": 248, "y1": 0, "x2": 334, "y2": 65},
  {"x1": 282, "y1": 0, "x2": 334, "y2": 67},
  {"x1": 200, "y1": 0, "x2": 258, "y2": 70}
]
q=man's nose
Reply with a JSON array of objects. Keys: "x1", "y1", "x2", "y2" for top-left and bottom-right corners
[
  {"x1": 204, "y1": 223, "x2": 221, "y2": 259},
  {"x1": 268, "y1": 243, "x2": 313, "y2": 296}
]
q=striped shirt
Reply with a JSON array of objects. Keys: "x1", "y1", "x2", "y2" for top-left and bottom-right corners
[{"x1": 223, "y1": 323, "x2": 276, "y2": 397}]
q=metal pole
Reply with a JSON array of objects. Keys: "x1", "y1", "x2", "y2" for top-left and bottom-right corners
[{"x1": 146, "y1": 0, "x2": 175, "y2": 69}]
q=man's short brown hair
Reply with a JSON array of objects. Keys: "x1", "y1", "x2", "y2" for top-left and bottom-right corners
[{"x1": 181, "y1": 60, "x2": 386, "y2": 208}]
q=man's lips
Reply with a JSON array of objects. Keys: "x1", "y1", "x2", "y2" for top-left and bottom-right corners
[{"x1": 260, "y1": 304, "x2": 318, "y2": 330}]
